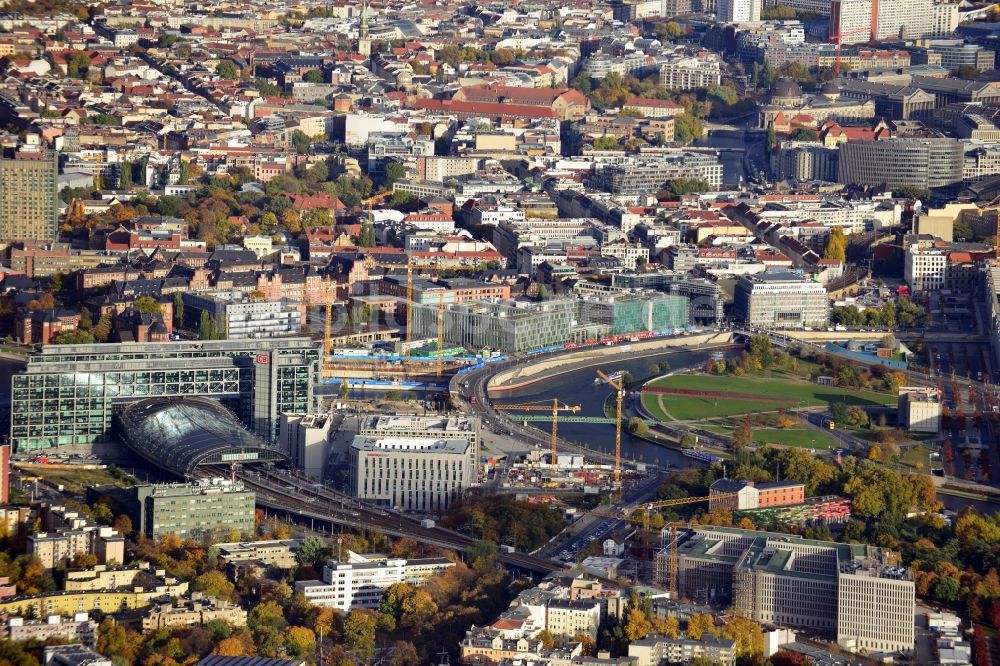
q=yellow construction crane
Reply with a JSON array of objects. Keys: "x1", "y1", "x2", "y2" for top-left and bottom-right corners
[
  {"x1": 495, "y1": 399, "x2": 581, "y2": 467},
  {"x1": 404, "y1": 259, "x2": 450, "y2": 365},
  {"x1": 640, "y1": 493, "x2": 739, "y2": 594},
  {"x1": 586, "y1": 492, "x2": 739, "y2": 594},
  {"x1": 359, "y1": 192, "x2": 390, "y2": 224},
  {"x1": 436, "y1": 293, "x2": 445, "y2": 378},
  {"x1": 597, "y1": 370, "x2": 624, "y2": 487}
]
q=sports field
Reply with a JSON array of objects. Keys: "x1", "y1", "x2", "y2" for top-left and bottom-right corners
[{"x1": 641, "y1": 374, "x2": 895, "y2": 422}]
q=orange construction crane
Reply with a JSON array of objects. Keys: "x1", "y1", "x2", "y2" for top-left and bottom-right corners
[
  {"x1": 495, "y1": 400, "x2": 581, "y2": 467},
  {"x1": 597, "y1": 370, "x2": 625, "y2": 487}
]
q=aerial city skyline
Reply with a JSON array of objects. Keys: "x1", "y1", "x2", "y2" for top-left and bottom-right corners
[{"x1": 0, "y1": 0, "x2": 994, "y2": 663}]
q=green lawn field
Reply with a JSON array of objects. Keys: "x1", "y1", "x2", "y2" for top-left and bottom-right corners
[
  {"x1": 642, "y1": 374, "x2": 895, "y2": 422},
  {"x1": 752, "y1": 429, "x2": 838, "y2": 449}
]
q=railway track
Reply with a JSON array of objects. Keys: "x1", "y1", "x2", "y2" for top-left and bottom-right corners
[{"x1": 194, "y1": 466, "x2": 562, "y2": 575}]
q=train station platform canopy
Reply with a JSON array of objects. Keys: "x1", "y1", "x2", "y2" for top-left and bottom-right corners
[{"x1": 114, "y1": 396, "x2": 288, "y2": 477}]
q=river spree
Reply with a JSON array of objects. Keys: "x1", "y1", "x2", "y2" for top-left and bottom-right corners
[{"x1": 492, "y1": 348, "x2": 728, "y2": 469}]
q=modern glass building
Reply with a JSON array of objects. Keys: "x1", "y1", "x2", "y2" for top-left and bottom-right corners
[
  {"x1": 10, "y1": 338, "x2": 320, "y2": 452},
  {"x1": 577, "y1": 292, "x2": 690, "y2": 335},
  {"x1": 409, "y1": 298, "x2": 576, "y2": 353}
]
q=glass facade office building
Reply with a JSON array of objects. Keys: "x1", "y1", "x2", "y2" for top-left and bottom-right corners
[
  {"x1": 10, "y1": 339, "x2": 320, "y2": 452},
  {"x1": 577, "y1": 293, "x2": 690, "y2": 335}
]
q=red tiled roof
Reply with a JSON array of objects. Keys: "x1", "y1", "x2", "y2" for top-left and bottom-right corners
[
  {"x1": 412, "y1": 98, "x2": 558, "y2": 119},
  {"x1": 290, "y1": 193, "x2": 345, "y2": 211},
  {"x1": 455, "y1": 83, "x2": 586, "y2": 107},
  {"x1": 624, "y1": 96, "x2": 684, "y2": 110}
]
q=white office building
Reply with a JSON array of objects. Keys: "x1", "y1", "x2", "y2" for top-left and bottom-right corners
[
  {"x1": 359, "y1": 414, "x2": 481, "y2": 473},
  {"x1": 734, "y1": 271, "x2": 829, "y2": 328},
  {"x1": 295, "y1": 551, "x2": 454, "y2": 612},
  {"x1": 181, "y1": 291, "x2": 303, "y2": 340},
  {"x1": 897, "y1": 387, "x2": 941, "y2": 433},
  {"x1": 659, "y1": 57, "x2": 722, "y2": 91},
  {"x1": 832, "y1": 0, "x2": 957, "y2": 44},
  {"x1": 474, "y1": 205, "x2": 526, "y2": 227},
  {"x1": 717, "y1": 0, "x2": 761, "y2": 22},
  {"x1": 349, "y1": 435, "x2": 472, "y2": 512},
  {"x1": 830, "y1": 0, "x2": 874, "y2": 44},
  {"x1": 904, "y1": 243, "x2": 947, "y2": 293},
  {"x1": 278, "y1": 413, "x2": 333, "y2": 480}
]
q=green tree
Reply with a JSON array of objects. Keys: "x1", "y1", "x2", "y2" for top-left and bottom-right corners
[
  {"x1": 653, "y1": 20, "x2": 684, "y2": 40},
  {"x1": 66, "y1": 50, "x2": 91, "y2": 78},
  {"x1": 468, "y1": 538, "x2": 498, "y2": 563},
  {"x1": 134, "y1": 295, "x2": 162, "y2": 315},
  {"x1": 285, "y1": 626, "x2": 316, "y2": 657},
  {"x1": 893, "y1": 185, "x2": 930, "y2": 202},
  {"x1": 952, "y1": 65, "x2": 980, "y2": 80},
  {"x1": 669, "y1": 177, "x2": 710, "y2": 195},
  {"x1": 297, "y1": 535, "x2": 328, "y2": 566},
  {"x1": 934, "y1": 576, "x2": 962, "y2": 603},
  {"x1": 343, "y1": 610, "x2": 377, "y2": 660},
  {"x1": 216, "y1": 60, "x2": 240, "y2": 79},
  {"x1": 707, "y1": 84, "x2": 739, "y2": 108},
  {"x1": 118, "y1": 160, "x2": 132, "y2": 190},
  {"x1": 199, "y1": 311, "x2": 218, "y2": 341},
  {"x1": 256, "y1": 78, "x2": 282, "y2": 97},
  {"x1": 290, "y1": 130, "x2": 311, "y2": 155},
  {"x1": 673, "y1": 113, "x2": 703, "y2": 145},
  {"x1": 90, "y1": 501, "x2": 114, "y2": 524},
  {"x1": 761, "y1": 4, "x2": 797, "y2": 19},
  {"x1": 0, "y1": 641, "x2": 39, "y2": 666},
  {"x1": 593, "y1": 135, "x2": 620, "y2": 150},
  {"x1": 248, "y1": 600, "x2": 287, "y2": 656},
  {"x1": 380, "y1": 581, "x2": 413, "y2": 620},
  {"x1": 80, "y1": 308, "x2": 93, "y2": 330},
  {"x1": 303, "y1": 69, "x2": 324, "y2": 83},
  {"x1": 333, "y1": 175, "x2": 373, "y2": 206},
  {"x1": 358, "y1": 221, "x2": 377, "y2": 247},
  {"x1": 384, "y1": 162, "x2": 406, "y2": 186},
  {"x1": 389, "y1": 190, "x2": 415, "y2": 209},
  {"x1": 172, "y1": 292, "x2": 185, "y2": 328},
  {"x1": 842, "y1": 461, "x2": 913, "y2": 524},
  {"x1": 751, "y1": 61, "x2": 778, "y2": 89},
  {"x1": 92, "y1": 314, "x2": 112, "y2": 342},
  {"x1": 192, "y1": 570, "x2": 235, "y2": 599},
  {"x1": 54, "y1": 329, "x2": 95, "y2": 344},
  {"x1": 789, "y1": 127, "x2": 819, "y2": 142},
  {"x1": 96, "y1": 617, "x2": 141, "y2": 666},
  {"x1": 304, "y1": 162, "x2": 329, "y2": 184},
  {"x1": 749, "y1": 334, "x2": 775, "y2": 368}
]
